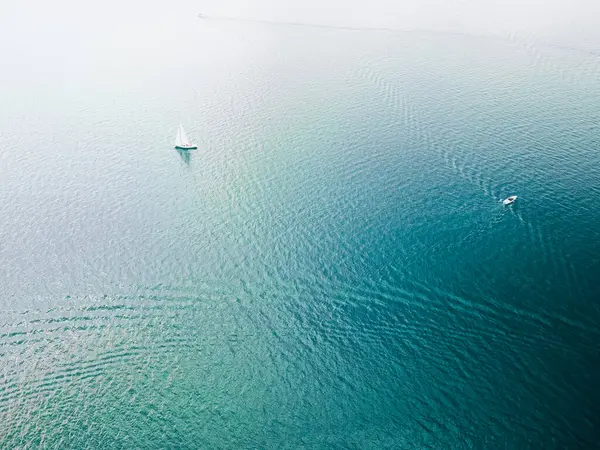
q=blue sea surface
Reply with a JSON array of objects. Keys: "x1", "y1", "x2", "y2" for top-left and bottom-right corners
[{"x1": 1, "y1": 6, "x2": 600, "y2": 448}]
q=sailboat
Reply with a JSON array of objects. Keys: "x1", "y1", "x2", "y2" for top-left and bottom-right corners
[{"x1": 174, "y1": 124, "x2": 197, "y2": 150}]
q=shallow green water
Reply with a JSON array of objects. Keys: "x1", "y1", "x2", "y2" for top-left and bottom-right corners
[{"x1": 1, "y1": 9, "x2": 600, "y2": 449}]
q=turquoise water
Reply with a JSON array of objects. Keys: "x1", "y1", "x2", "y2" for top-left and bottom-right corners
[{"x1": 2, "y1": 11, "x2": 600, "y2": 449}]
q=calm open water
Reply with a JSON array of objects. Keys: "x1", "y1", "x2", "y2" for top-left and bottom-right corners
[{"x1": 1, "y1": 6, "x2": 600, "y2": 449}]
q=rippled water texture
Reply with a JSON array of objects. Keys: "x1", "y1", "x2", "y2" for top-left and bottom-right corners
[{"x1": 1, "y1": 15, "x2": 600, "y2": 448}]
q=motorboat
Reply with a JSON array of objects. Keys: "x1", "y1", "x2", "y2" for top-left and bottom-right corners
[{"x1": 503, "y1": 195, "x2": 517, "y2": 205}]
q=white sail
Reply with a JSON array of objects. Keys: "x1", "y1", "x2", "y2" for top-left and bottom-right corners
[
  {"x1": 175, "y1": 126, "x2": 182, "y2": 146},
  {"x1": 178, "y1": 124, "x2": 190, "y2": 146}
]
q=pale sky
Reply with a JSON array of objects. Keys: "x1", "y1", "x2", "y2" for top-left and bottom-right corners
[
  {"x1": 3, "y1": 0, "x2": 600, "y2": 38},
  {"x1": 1, "y1": 0, "x2": 599, "y2": 69}
]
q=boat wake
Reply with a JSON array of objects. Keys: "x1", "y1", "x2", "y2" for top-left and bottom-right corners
[{"x1": 197, "y1": 14, "x2": 403, "y2": 33}]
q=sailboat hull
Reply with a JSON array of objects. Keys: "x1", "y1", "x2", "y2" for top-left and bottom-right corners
[{"x1": 175, "y1": 145, "x2": 198, "y2": 150}]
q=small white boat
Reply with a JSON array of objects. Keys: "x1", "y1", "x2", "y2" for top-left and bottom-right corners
[
  {"x1": 174, "y1": 124, "x2": 197, "y2": 150},
  {"x1": 503, "y1": 195, "x2": 518, "y2": 205}
]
